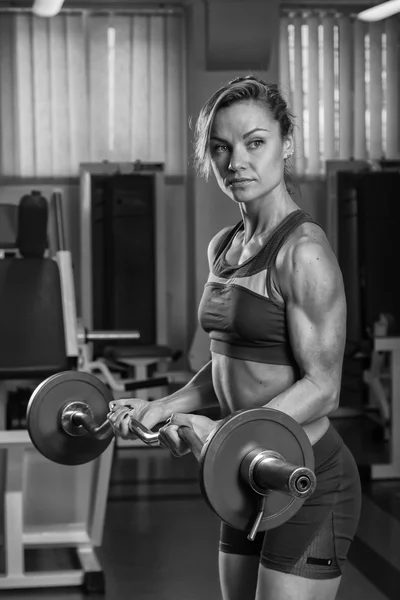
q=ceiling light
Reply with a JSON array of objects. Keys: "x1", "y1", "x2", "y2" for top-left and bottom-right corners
[
  {"x1": 32, "y1": 0, "x2": 65, "y2": 18},
  {"x1": 358, "y1": 0, "x2": 400, "y2": 22}
]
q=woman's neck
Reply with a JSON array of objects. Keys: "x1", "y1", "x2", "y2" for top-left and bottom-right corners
[{"x1": 239, "y1": 191, "x2": 298, "y2": 243}]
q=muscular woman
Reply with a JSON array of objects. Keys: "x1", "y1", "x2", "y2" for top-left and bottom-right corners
[{"x1": 108, "y1": 76, "x2": 361, "y2": 600}]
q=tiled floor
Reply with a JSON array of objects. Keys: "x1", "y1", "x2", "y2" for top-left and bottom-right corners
[{"x1": 1, "y1": 418, "x2": 399, "y2": 600}]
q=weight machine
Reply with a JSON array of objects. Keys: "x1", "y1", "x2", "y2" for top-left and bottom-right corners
[
  {"x1": 327, "y1": 159, "x2": 400, "y2": 480},
  {"x1": 0, "y1": 190, "x2": 166, "y2": 591}
]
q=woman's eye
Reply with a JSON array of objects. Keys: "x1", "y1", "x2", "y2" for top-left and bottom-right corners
[
  {"x1": 214, "y1": 145, "x2": 228, "y2": 153},
  {"x1": 248, "y1": 139, "x2": 264, "y2": 149}
]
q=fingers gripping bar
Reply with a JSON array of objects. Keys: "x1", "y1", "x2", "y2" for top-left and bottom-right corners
[
  {"x1": 64, "y1": 403, "x2": 213, "y2": 463},
  {"x1": 62, "y1": 399, "x2": 195, "y2": 449}
]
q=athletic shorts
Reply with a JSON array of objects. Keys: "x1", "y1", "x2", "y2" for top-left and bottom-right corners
[{"x1": 219, "y1": 422, "x2": 362, "y2": 580}]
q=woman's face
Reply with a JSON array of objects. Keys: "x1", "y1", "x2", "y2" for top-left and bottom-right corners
[{"x1": 209, "y1": 100, "x2": 292, "y2": 204}]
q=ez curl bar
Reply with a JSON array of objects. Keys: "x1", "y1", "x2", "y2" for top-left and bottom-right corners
[{"x1": 27, "y1": 371, "x2": 317, "y2": 540}]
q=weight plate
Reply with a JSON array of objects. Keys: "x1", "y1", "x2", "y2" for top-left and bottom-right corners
[
  {"x1": 27, "y1": 371, "x2": 114, "y2": 465},
  {"x1": 199, "y1": 408, "x2": 315, "y2": 533}
]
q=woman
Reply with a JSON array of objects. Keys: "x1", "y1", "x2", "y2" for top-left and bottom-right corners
[{"x1": 108, "y1": 76, "x2": 361, "y2": 600}]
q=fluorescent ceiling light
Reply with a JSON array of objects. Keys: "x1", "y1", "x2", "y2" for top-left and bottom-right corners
[
  {"x1": 358, "y1": 0, "x2": 400, "y2": 21},
  {"x1": 32, "y1": 0, "x2": 65, "y2": 17}
]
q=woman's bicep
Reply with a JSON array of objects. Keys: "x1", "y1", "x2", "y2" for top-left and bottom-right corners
[{"x1": 284, "y1": 240, "x2": 346, "y2": 397}]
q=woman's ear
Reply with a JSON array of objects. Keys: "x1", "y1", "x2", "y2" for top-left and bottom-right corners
[{"x1": 283, "y1": 134, "x2": 294, "y2": 160}]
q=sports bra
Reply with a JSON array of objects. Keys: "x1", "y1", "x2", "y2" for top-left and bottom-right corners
[{"x1": 198, "y1": 209, "x2": 319, "y2": 366}]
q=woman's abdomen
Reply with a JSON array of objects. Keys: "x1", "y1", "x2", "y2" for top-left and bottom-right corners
[{"x1": 211, "y1": 352, "x2": 298, "y2": 416}]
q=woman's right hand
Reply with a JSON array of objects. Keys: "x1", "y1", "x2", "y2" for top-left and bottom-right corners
[{"x1": 107, "y1": 398, "x2": 164, "y2": 440}]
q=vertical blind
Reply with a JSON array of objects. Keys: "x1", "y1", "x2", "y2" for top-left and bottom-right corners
[
  {"x1": 0, "y1": 10, "x2": 185, "y2": 177},
  {"x1": 279, "y1": 9, "x2": 400, "y2": 176}
]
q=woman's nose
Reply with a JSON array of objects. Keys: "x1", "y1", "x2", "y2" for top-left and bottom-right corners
[{"x1": 228, "y1": 147, "x2": 246, "y2": 171}]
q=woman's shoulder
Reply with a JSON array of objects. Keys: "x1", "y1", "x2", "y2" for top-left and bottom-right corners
[
  {"x1": 277, "y1": 219, "x2": 339, "y2": 275},
  {"x1": 292, "y1": 219, "x2": 328, "y2": 245}
]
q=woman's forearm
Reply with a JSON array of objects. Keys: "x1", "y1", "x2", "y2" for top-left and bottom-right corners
[
  {"x1": 264, "y1": 376, "x2": 339, "y2": 425},
  {"x1": 152, "y1": 361, "x2": 219, "y2": 420}
]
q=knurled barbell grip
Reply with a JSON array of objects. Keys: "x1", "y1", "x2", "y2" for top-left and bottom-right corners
[
  {"x1": 128, "y1": 418, "x2": 204, "y2": 458},
  {"x1": 66, "y1": 406, "x2": 160, "y2": 444},
  {"x1": 65, "y1": 407, "x2": 205, "y2": 457},
  {"x1": 127, "y1": 417, "x2": 205, "y2": 458}
]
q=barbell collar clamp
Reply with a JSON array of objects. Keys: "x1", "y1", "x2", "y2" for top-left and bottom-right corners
[
  {"x1": 61, "y1": 402, "x2": 95, "y2": 437},
  {"x1": 242, "y1": 448, "x2": 317, "y2": 499},
  {"x1": 61, "y1": 402, "x2": 114, "y2": 441}
]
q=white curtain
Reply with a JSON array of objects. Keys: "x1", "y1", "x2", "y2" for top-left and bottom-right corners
[
  {"x1": 279, "y1": 9, "x2": 400, "y2": 176},
  {"x1": 0, "y1": 10, "x2": 185, "y2": 177}
]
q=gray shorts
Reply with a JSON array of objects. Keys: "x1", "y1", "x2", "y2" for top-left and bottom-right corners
[{"x1": 219, "y1": 423, "x2": 362, "y2": 579}]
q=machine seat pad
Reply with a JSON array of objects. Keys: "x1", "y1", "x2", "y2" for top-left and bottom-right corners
[{"x1": 0, "y1": 258, "x2": 69, "y2": 378}]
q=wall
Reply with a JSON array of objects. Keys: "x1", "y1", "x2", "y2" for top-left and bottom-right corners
[{"x1": 0, "y1": 0, "x2": 332, "y2": 358}]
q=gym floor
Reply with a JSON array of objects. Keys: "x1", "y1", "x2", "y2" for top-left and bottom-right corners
[{"x1": 1, "y1": 415, "x2": 399, "y2": 600}]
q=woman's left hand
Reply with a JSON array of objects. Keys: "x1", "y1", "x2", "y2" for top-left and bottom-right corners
[{"x1": 158, "y1": 413, "x2": 220, "y2": 457}]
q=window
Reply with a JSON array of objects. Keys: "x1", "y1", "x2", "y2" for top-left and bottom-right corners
[
  {"x1": 0, "y1": 9, "x2": 186, "y2": 177},
  {"x1": 280, "y1": 8, "x2": 400, "y2": 176}
]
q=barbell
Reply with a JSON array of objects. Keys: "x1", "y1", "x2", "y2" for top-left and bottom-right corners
[{"x1": 26, "y1": 371, "x2": 317, "y2": 539}]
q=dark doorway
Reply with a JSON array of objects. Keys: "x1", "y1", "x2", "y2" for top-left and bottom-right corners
[
  {"x1": 338, "y1": 169, "x2": 400, "y2": 343},
  {"x1": 91, "y1": 174, "x2": 156, "y2": 348}
]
